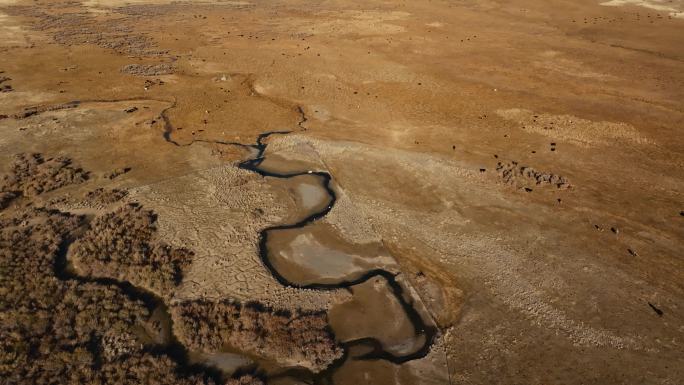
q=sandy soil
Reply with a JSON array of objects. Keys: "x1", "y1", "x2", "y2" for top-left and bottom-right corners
[{"x1": 0, "y1": 0, "x2": 682, "y2": 384}]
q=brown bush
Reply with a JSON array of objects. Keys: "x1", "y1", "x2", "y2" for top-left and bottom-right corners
[
  {"x1": 83, "y1": 188, "x2": 128, "y2": 206},
  {"x1": 173, "y1": 300, "x2": 342, "y2": 373},
  {"x1": 0, "y1": 153, "x2": 89, "y2": 197},
  {"x1": 0, "y1": 191, "x2": 19, "y2": 210},
  {"x1": 225, "y1": 374, "x2": 265, "y2": 385},
  {"x1": 0, "y1": 208, "x2": 219, "y2": 385},
  {"x1": 71, "y1": 203, "x2": 193, "y2": 299}
]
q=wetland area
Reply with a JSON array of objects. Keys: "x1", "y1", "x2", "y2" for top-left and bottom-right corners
[{"x1": 1, "y1": 0, "x2": 683, "y2": 384}]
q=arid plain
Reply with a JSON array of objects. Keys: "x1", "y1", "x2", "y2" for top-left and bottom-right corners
[{"x1": 1, "y1": 0, "x2": 683, "y2": 384}]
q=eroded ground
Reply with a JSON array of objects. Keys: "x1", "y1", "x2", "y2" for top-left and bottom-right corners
[{"x1": 1, "y1": 0, "x2": 682, "y2": 384}]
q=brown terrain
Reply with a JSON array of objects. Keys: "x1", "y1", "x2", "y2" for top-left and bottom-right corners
[{"x1": 0, "y1": 0, "x2": 682, "y2": 384}]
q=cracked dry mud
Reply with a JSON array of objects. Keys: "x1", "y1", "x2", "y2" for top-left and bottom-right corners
[{"x1": 1, "y1": 0, "x2": 683, "y2": 384}]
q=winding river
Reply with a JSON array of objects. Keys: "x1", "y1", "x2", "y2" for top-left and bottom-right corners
[
  {"x1": 161, "y1": 111, "x2": 441, "y2": 381},
  {"x1": 23, "y1": 97, "x2": 440, "y2": 383},
  {"x1": 238, "y1": 131, "x2": 438, "y2": 366}
]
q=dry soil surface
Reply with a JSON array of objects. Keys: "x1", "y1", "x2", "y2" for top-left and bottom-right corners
[{"x1": 0, "y1": 0, "x2": 682, "y2": 384}]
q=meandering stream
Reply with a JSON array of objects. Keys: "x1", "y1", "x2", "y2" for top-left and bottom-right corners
[
  {"x1": 238, "y1": 132, "x2": 438, "y2": 376},
  {"x1": 45, "y1": 98, "x2": 440, "y2": 384}
]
